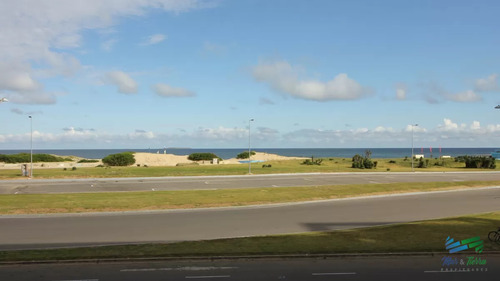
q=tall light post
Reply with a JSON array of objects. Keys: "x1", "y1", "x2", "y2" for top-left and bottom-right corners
[
  {"x1": 29, "y1": 116, "x2": 33, "y2": 178},
  {"x1": 411, "y1": 124, "x2": 418, "y2": 172},
  {"x1": 248, "y1": 118, "x2": 254, "y2": 174}
]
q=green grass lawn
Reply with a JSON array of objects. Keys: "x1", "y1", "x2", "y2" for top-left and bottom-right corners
[
  {"x1": 1, "y1": 181, "x2": 499, "y2": 214},
  {"x1": 1, "y1": 211, "x2": 498, "y2": 262},
  {"x1": 1, "y1": 157, "x2": 498, "y2": 179}
]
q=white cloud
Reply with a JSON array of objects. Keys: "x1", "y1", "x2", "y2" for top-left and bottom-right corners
[
  {"x1": 470, "y1": 121, "x2": 481, "y2": 130},
  {"x1": 420, "y1": 81, "x2": 484, "y2": 104},
  {"x1": 404, "y1": 125, "x2": 427, "y2": 133},
  {"x1": 153, "y1": 83, "x2": 195, "y2": 97},
  {"x1": 192, "y1": 127, "x2": 247, "y2": 141},
  {"x1": 447, "y1": 90, "x2": 482, "y2": 102},
  {"x1": 104, "y1": 71, "x2": 138, "y2": 94},
  {"x1": 0, "y1": 63, "x2": 41, "y2": 92},
  {"x1": 395, "y1": 84, "x2": 407, "y2": 100},
  {"x1": 252, "y1": 60, "x2": 368, "y2": 101},
  {"x1": 438, "y1": 118, "x2": 459, "y2": 131},
  {"x1": 374, "y1": 126, "x2": 395, "y2": 133},
  {"x1": 474, "y1": 74, "x2": 499, "y2": 92},
  {"x1": 128, "y1": 130, "x2": 155, "y2": 139},
  {"x1": 0, "y1": 0, "x2": 215, "y2": 103},
  {"x1": 142, "y1": 33, "x2": 166, "y2": 45}
]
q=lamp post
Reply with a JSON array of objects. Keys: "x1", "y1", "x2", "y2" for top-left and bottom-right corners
[
  {"x1": 411, "y1": 124, "x2": 418, "y2": 172},
  {"x1": 29, "y1": 116, "x2": 33, "y2": 178},
  {"x1": 248, "y1": 118, "x2": 254, "y2": 174}
]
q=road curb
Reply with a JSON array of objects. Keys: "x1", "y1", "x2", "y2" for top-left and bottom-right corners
[{"x1": 2, "y1": 251, "x2": 500, "y2": 265}]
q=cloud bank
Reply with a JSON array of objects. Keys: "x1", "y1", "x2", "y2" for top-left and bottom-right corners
[{"x1": 0, "y1": 0, "x2": 215, "y2": 104}]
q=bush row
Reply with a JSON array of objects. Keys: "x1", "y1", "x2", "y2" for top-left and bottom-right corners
[
  {"x1": 0, "y1": 153, "x2": 72, "y2": 163},
  {"x1": 456, "y1": 155, "x2": 496, "y2": 169}
]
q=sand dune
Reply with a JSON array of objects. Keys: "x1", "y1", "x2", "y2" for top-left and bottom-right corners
[
  {"x1": 134, "y1": 152, "x2": 305, "y2": 166},
  {"x1": 0, "y1": 152, "x2": 305, "y2": 169}
]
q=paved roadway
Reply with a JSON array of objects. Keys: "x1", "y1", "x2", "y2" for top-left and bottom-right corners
[
  {"x1": 0, "y1": 172, "x2": 499, "y2": 194},
  {"x1": 0, "y1": 256, "x2": 498, "y2": 281},
  {"x1": 1, "y1": 187, "x2": 499, "y2": 250}
]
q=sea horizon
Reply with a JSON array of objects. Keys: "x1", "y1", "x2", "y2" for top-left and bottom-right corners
[{"x1": 0, "y1": 147, "x2": 497, "y2": 160}]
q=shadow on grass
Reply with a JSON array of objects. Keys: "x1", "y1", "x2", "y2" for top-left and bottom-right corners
[{"x1": 302, "y1": 221, "x2": 404, "y2": 231}]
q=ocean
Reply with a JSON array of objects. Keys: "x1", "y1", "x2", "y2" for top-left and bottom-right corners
[{"x1": 0, "y1": 148, "x2": 497, "y2": 160}]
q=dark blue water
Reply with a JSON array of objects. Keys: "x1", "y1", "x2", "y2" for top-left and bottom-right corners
[{"x1": 0, "y1": 148, "x2": 497, "y2": 160}]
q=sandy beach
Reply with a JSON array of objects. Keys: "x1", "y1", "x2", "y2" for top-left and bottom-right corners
[{"x1": 0, "y1": 152, "x2": 305, "y2": 169}]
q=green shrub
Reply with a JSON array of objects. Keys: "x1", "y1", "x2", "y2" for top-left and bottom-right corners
[
  {"x1": 236, "y1": 151, "x2": 256, "y2": 159},
  {"x1": 352, "y1": 150, "x2": 375, "y2": 169},
  {"x1": 301, "y1": 158, "x2": 323, "y2": 165},
  {"x1": 0, "y1": 153, "x2": 72, "y2": 163},
  {"x1": 187, "y1": 153, "x2": 220, "y2": 161},
  {"x1": 458, "y1": 155, "x2": 496, "y2": 169},
  {"x1": 77, "y1": 159, "x2": 99, "y2": 163},
  {"x1": 102, "y1": 152, "x2": 136, "y2": 166},
  {"x1": 72, "y1": 167, "x2": 77, "y2": 171}
]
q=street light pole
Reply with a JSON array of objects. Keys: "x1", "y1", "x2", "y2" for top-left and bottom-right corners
[
  {"x1": 248, "y1": 118, "x2": 254, "y2": 174},
  {"x1": 29, "y1": 116, "x2": 33, "y2": 178},
  {"x1": 411, "y1": 124, "x2": 418, "y2": 172}
]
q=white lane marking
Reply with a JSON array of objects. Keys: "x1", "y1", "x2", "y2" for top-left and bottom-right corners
[
  {"x1": 185, "y1": 276, "x2": 230, "y2": 279},
  {"x1": 312, "y1": 272, "x2": 356, "y2": 276},
  {"x1": 53, "y1": 279, "x2": 99, "y2": 281},
  {"x1": 424, "y1": 270, "x2": 470, "y2": 273},
  {"x1": 121, "y1": 266, "x2": 237, "y2": 272}
]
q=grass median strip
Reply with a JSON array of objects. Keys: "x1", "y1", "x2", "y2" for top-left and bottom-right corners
[
  {"x1": 1, "y1": 211, "x2": 499, "y2": 262},
  {"x1": 0, "y1": 181, "x2": 499, "y2": 214},
  {"x1": 1, "y1": 158, "x2": 498, "y2": 180}
]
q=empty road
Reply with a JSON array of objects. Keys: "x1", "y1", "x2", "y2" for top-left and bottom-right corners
[
  {"x1": 0, "y1": 255, "x2": 498, "y2": 281},
  {"x1": 0, "y1": 171, "x2": 499, "y2": 194}
]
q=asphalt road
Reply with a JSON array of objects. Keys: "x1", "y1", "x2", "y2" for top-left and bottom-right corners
[
  {"x1": 1, "y1": 187, "x2": 499, "y2": 250},
  {"x1": 0, "y1": 172, "x2": 499, "y2": 194},
  {"x1": 0, "y1": 256, "x2": 498, "y2": 281}
]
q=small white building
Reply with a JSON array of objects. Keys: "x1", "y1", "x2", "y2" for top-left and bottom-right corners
[{"x1": 414, "y1": 154, "x2": 424, "y2": 159}]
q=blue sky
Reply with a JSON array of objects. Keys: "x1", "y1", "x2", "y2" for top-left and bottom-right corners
[{"x1": 0, "y1": 0, "x2": 499, "y2": 149}]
